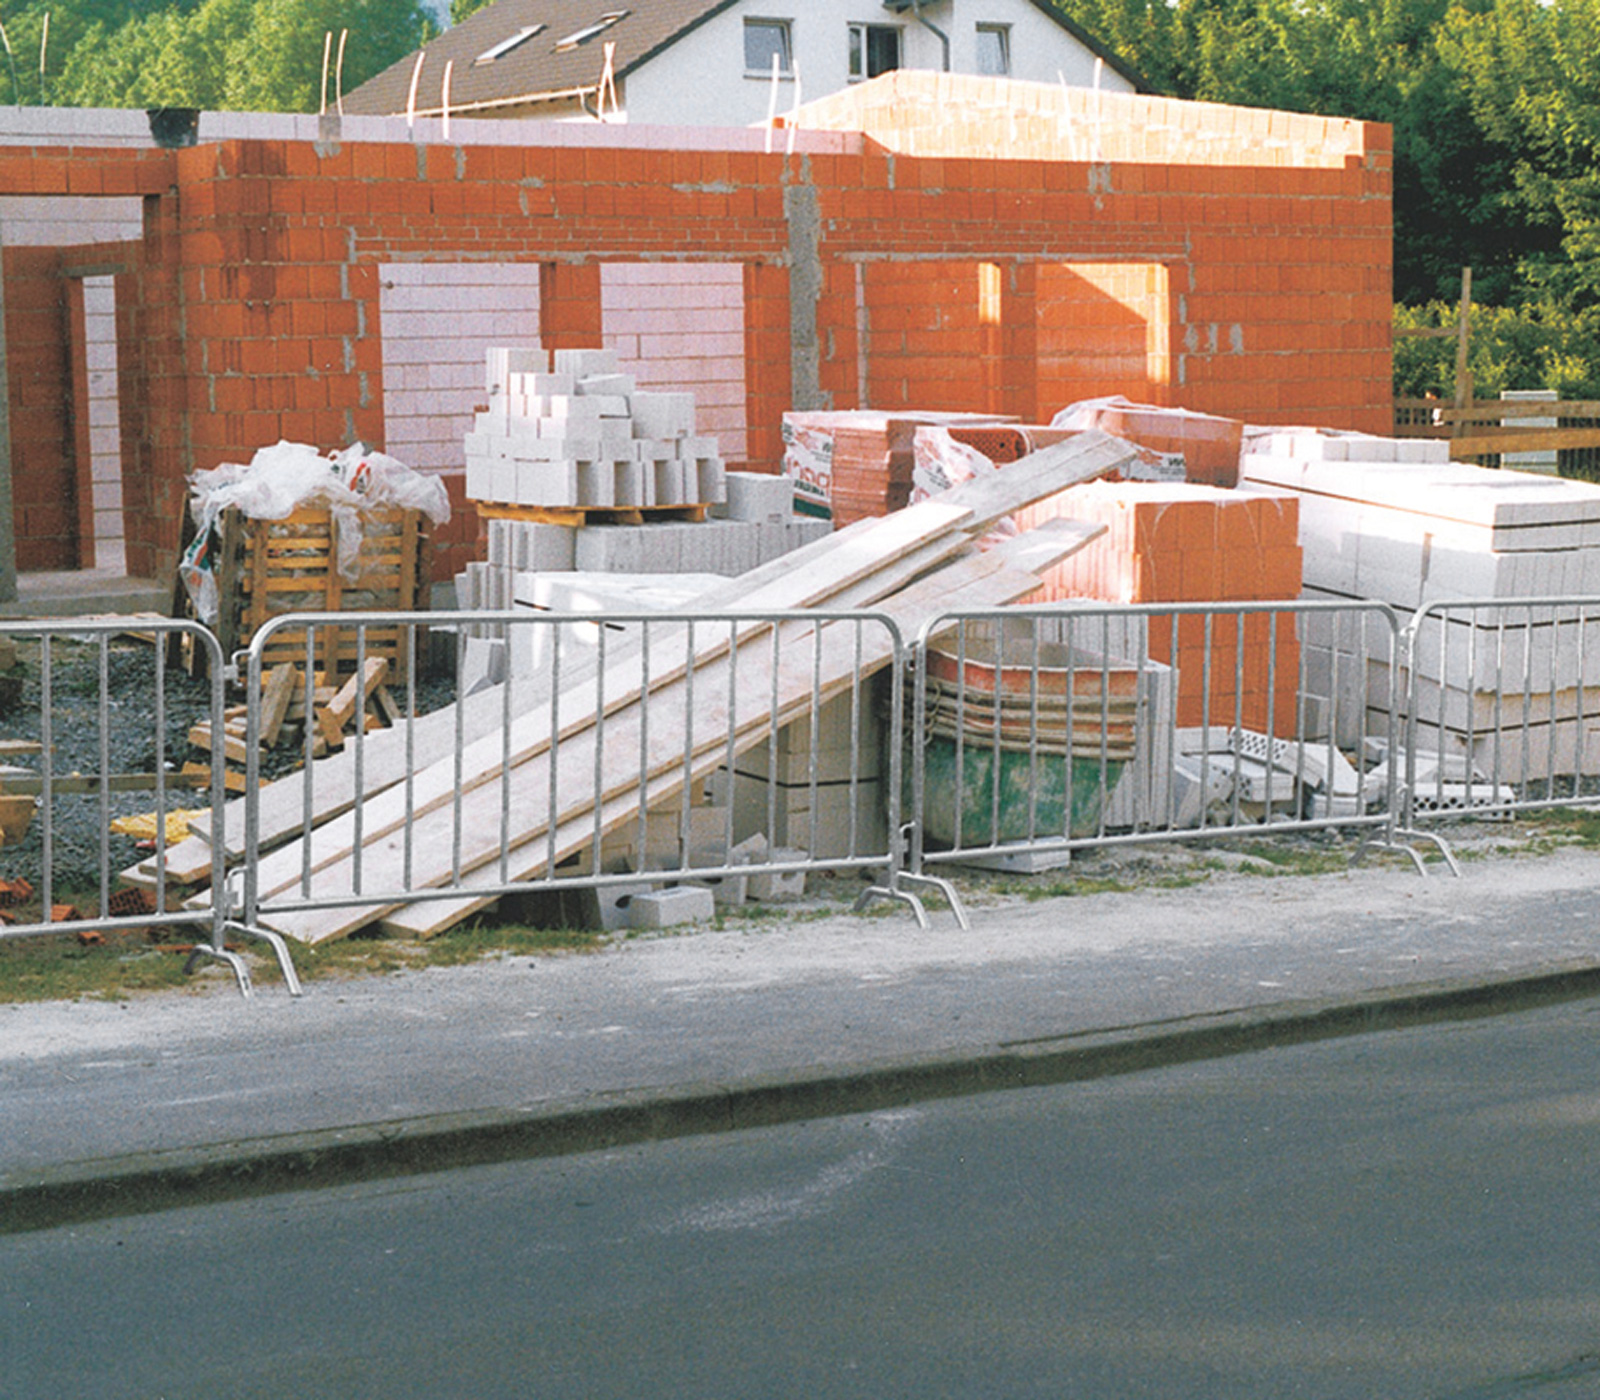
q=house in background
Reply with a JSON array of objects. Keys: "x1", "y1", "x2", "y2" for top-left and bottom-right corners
[{"x1": 341, "y1": 0, "x2": 1145, "y2": 127}]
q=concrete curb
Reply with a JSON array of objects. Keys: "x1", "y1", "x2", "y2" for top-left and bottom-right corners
[{"x1": 7, "y1": 957, "x2": 1600, "y2": 1236}]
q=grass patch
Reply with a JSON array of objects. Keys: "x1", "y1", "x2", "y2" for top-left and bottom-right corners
[{"x1": 0, "y1": 905, "x2": 609, "y2": 1005}]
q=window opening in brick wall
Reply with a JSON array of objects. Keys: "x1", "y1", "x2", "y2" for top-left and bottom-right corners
[
  {"x1": 975, "y1": 23, "x2": 1010, "y2": 76},
  {"x1": 848, "y1": 23, "x2": 901, "y2": 80},
  {"x1": 1036, "y1": 262, "x2": 1172, "y2": 412},
  {"x1": 378, "y1": 263, "x2": 542, "y2": 476},
  {"x1": 601, "y1": 263, "x2": 749, "y2": 464},
  {"x1": 744, "y1": 17, "x2": 793, "y2": 75}
]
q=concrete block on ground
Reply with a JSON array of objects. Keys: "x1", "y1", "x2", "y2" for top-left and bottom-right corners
[
  {"x1": 627, "y1": 885, "x2": 715, "y2": 929},
  {"x1": 747, "y1": 851, "x2": 808, "y2": 902},
  {"x1": 460, "y1": 635, "x2": 506, "y2": 696}
]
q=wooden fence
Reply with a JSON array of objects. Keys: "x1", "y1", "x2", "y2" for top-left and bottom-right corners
[{"x1": 1392, "y1": 398, "x2": 1600, "y2": 479}]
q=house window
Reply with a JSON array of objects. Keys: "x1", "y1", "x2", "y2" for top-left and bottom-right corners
[
  {"x1": 975, "y1": 23, "x2": 1010, "y2": 77},
  {"x1": 744, "y1": 18, "x2": 792, "y2": 75},
  {"x1": 848, "y1": 23, "x2": 901, "y2": 81}
]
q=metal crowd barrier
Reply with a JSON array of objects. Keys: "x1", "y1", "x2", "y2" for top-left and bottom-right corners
[
  {"x1": 27, "y1": 591, "x2": 1596, "y2": 999},
  {"x1": 232, "y1": 607, "x2": 926, "y2": 952},
  {"x1": 1400, "y1": 597, "x2": 1600, "y2": 832},
  {"x1": 0, "y1": 617, "x2": 293, "y2": 996},
  {"x1": 906, "y1": 600, "x2": 1449, "y2": 889}
]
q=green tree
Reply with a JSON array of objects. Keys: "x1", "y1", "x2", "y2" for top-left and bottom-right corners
[{"x1": 47, "y1": 0, "x2": 435, "y2": 110}]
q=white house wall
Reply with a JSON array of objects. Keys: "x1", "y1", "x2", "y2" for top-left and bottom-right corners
[{"x1": 622, "y1": 0, "x2": 1132, "y2": 130}]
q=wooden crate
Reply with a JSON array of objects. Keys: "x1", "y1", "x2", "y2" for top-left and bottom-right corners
[{"x1": 214, "y1": 507, "x2": 431, "y2": 682}]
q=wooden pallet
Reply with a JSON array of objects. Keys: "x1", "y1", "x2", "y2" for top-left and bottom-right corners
[
  {"x1": 205, "y1": 506, "x2": 431, "y2": 682},
  {"x1": 473, "y1": 502, "x2": 711, "y2": 527}
]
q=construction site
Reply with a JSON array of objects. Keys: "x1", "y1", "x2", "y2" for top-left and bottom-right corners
[{"x1": 3, "y1": 68, "x2": 1599, "y2": 992}]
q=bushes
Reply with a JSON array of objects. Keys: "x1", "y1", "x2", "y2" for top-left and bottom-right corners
[{"x1": 1393, "y1": 299, "x2": 1600, "y2": 401}]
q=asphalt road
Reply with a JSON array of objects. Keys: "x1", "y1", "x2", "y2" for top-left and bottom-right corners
[{"x1": 8, "y1": 996, "x2": 1600, "y2": 1400}]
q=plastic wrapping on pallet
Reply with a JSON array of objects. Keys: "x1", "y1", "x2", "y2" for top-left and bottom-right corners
[
  {"x1": 1052, "y1": 397, "x2": 1242, "y2": 487},
  {"x1": 181, "y1": 442, "x2": 450, "y2": 624}
]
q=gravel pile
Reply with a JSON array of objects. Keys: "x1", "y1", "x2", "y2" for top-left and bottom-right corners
[{"x1": 1, "y1": 633, "x2": 455, "y2": 895}]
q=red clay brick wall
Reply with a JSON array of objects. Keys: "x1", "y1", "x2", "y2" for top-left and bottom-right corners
[
  {"x1": 4, "y1": 245, "x2": 77, "y2": 570},
  {"x1": 1, "y1": 75, "x2": 1391, "y2": 581}
]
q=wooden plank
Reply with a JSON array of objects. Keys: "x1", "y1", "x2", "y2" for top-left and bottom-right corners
[
  {"x1": 0, "y1": 771, "x2": 216, "y2": 796},
  {"x1": 177, "y1": 503, "x2": 976, "y2": 888},
  {"x1": 1450, "y1": 429, "x2": 1600, "y2": 457},
  {"x1": 256, "y1": 522, "x2": 1103, "y2": 943},
  {"x1": 322, "y1": 657, "x2": 388, "y2": 731},
  {"x1": 187, "y1": 721, "x2": 250, "y2": 768},
  {"x1": 936, "y1": 430, "x2": 1136, "y2": 531},
  {"x1": 379, "y1": 524, "x2": 1110, "y2": 941},
  {"x1": 259, "y1": 664, "x2": 298, "y2": 748},
  {"x1": 271, "y1": 553, "x2": 1058, "y2": 944},
  {"x1": 223, "y1": 520, "x2": 980, "y2": 911}
]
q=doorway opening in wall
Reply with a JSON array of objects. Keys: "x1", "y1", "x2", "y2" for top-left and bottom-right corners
[
  {"x1": 2, "y1": 195, "x2": 141, "y2": 579},
  {"x1": 71, "y1": 273, "x2": 127, "y2": 574}
]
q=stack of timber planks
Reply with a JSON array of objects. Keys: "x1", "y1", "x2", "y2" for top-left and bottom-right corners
[{"x1": 135, "y1": 433, "x2": 1139, "y2": 944}]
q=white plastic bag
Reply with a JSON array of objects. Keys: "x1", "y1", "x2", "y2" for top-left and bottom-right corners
[{"x1": 181, "y1": 441, "x2": 451, "y2": 623}]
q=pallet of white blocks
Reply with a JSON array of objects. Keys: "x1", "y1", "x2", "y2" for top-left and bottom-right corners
[
  {"x1": 465, "y1": 346, "x2": 727, "y2": 518},
  {"x1": 1241, "y1": 426, "x2": 1600, "y2": 778}
]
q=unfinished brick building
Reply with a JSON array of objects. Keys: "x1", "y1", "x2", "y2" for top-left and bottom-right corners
[{"x1": 0, "y1": 69, "x2": 1391, "y2": 595}]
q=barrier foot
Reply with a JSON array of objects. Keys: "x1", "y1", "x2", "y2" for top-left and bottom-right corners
[
  {"x1": 184, "y1": 942, "x2": 254, "y2": 998},
  {"x1": 228, "y1": 922, "x2": 305, "y2": 997},
  {"x1": 1393, "y1": 827, "x2": 1462, "y2": 878},
  {"x1": 857, "y1": 871, "x2": 972, "y2": 930},
  {"x1": 1352, "y1": 829, "x2": 1461, "y2": 879},
  {"x1": 855, "y1": 881, "x2": 930, "y2": 929}
]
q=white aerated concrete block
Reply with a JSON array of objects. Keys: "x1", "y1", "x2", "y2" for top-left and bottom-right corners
[
  {"x1": 718, "y1": 471, "x2": 794, "y2": 522},
  {"x1": 627, "y1": 886, "x2": 715, "y2": 929},
  {"x1": 747, "y1": 853, "x2": 808, "y2": 902},
  {"x1": 696, "y1": 455, "x2": 727, "y2": 505},
  {"x1": 552, "y1": 347, "x2": 620, "y2": 377},
  {"x1": 485, "y1": 346, "x2": 546, "y2": 394},
  {"x1": 577, "y1": 373, "x2": 636, "y2": 398},
  {"x1": 631, "y1": 391, "x2": 697, "y2": 440},
  {"x1": 577, "y1": 459, "x2": 616, "y2": 508}
]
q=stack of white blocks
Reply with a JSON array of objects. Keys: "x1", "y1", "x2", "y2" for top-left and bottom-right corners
[
  {"x1": 1241, "y1": 428, "x2": 1600, "y2": 778},
  {"x1": 465, "y1": 346, "x2": 727, "y2": 512}
]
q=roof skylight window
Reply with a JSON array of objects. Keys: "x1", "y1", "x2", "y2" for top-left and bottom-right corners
[
  {"x1": 554, "y1": 11, "x2": 628, "y2": 52},
  {"x1": 474, "y1": 24, "x2": 545, "y2": 65}
]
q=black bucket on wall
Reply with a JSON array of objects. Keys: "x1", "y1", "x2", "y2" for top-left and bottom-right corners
[{"x1": 146, "y1": 108, "x2": 200, "y2": 149}]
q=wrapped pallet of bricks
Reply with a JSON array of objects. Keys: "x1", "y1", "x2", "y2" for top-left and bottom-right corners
[{"x1": 781, "y1": 410, "x2": 1019, "y2": 526}]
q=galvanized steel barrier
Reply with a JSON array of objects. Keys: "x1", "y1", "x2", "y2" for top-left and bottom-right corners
[
  {"x1": 233, "y1": 607, "x2": 924, "y2": 950},
  {"x1": 0, "y1": 617, "x2": 296, "y2": 996},
  {"x1": 1399, "y1": 597, "x2": 1600, "y2": 831},
  {"x1": 905, "y1": 600, "x2": 1449, "y2": 890},
  {"x1": 24, "y1": 592, "x2": 1596, "y2": 993}
]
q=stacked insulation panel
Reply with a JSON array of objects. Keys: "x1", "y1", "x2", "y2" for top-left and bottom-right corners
[
  {"x1": 1014, "y1": 479, "x2": 1303, "y2": 731},
  {"x1": 465, "y1": 347, "x2": 726, "y2": 511},
  {"x1": 1241, "y1": 429, "x2": 1600, "y2": 778}
]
